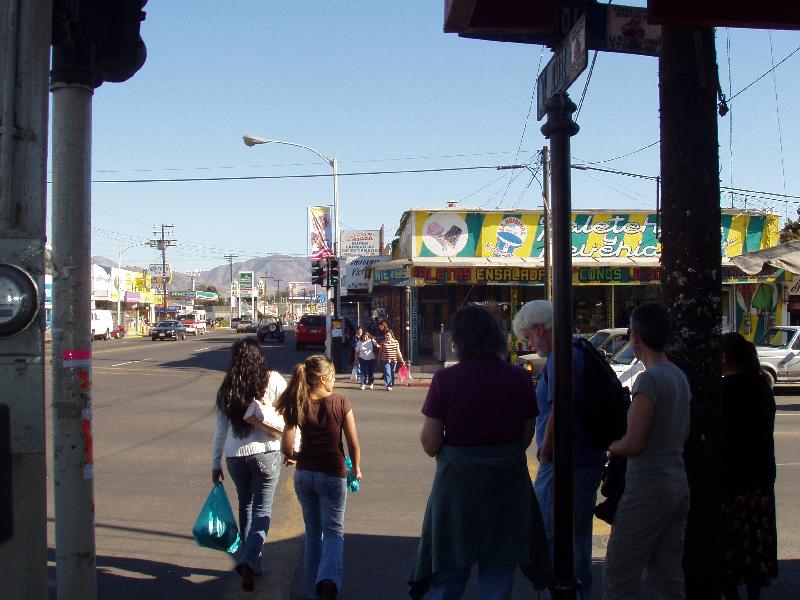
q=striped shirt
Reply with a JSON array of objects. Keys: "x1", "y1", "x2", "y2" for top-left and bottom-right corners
[{"x1": 379, "y1": 337, "x2": 402, "y2": 363}]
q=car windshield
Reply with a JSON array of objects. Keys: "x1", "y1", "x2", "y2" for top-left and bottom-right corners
[
  {"x1": 159, "y1": 321, "x2": 177, "y2": 327},
  {"x1": 300, "y1": 316, "x2": 326, "y2": 327},
  {"x1": 177, "y1": 315, "x2": 192, "y2": 321},
  {"x1": 757, "y1": 327, "x2": 796, "y2": 349},
  {"x1": 609, "y1": 341, "x2": 637, "y2": 366},
  {"x1": 587, "y1": 331, "x2": 609, "y2": 349}
]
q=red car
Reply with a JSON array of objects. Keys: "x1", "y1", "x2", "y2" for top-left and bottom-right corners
[{"x1": 295, "y1": 314, "x2": 326, "y2": 350}]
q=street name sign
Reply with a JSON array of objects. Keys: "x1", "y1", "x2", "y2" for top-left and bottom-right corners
[{"x1": 536, "y1": 13, "x2": 587, "y2": 120}]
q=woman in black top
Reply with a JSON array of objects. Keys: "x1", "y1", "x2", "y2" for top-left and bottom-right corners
[{"x1": 721, "y1": 332, "x2": 778, "y2": 600}]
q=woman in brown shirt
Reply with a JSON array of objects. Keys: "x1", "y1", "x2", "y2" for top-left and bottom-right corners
[{"x1": 277, "y1": 355, "x2": 361, "y2": 600}]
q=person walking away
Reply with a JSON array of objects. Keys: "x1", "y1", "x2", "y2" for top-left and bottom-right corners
[
  {"x1": 720, "y1": 332, "x2": 777, "y2": 600},
  {"x1": 512, "y1": 300, "x2": 605, "y2": 600},
  {"x1": 602, "y1": 303, "x2": 691, "y2": 599},
  {"x1": 351, "y1": 327, "x2": 363, "y2": 381},
  {"x1": 378, "y1": 330, "x2": 404, "y2": 391},
  {"x1": 211, "y1": 338, "x2": 288, "y2": 592},
  {"x1": 408, "y1": 305, "x2": 550, "y2": 599},
  {"x1": 355, "y1": 331, "x2": 377, "y2": 390},
  {"x1": 276, "y1": 355, "x2": 362, "y2": 600}
]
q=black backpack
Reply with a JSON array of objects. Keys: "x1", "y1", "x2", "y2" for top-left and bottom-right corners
[{"x1": 573, "y1": 336, "x2": 631, "y2": 450}]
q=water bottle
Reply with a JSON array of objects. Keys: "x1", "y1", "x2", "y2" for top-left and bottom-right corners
[{"x1": 344, "y1": 456, "x2": 360, "y2": 493}]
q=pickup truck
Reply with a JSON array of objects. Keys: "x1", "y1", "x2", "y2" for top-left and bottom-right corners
[{"x1": 177, "y1": 314, "x2": 207, "y2": 336}]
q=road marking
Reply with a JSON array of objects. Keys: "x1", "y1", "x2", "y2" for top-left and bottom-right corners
[
  {"x1": 776, "y1": 413, "x2": 800, "y2": 417},
  {"x1": 110, "y1": 360, "x2": 139, "y2": 367},
  {"x1": 774, "y1": 432, "x2": 800, "y2": 436},
  {"x1": 777, "y1": 462, "x2": 800, "y2": 467},
  {"x1": 193, "y1": 347, "x2": 210, "y2": 353}
]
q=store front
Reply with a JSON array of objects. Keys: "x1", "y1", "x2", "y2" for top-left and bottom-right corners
[{"x1": 371, "y1": 208, "x2": 782, "y2": 364}]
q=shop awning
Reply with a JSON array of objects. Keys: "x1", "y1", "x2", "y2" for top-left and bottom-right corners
[{"x1": 731, "y1": 241, "x2": 800, "y2": 275}]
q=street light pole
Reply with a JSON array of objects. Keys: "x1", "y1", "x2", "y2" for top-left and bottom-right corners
[{"x1": 243, "y1": 134, "x2": 341, "y2": 358}]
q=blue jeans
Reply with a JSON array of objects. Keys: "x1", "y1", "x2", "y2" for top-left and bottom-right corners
[
  {"x1": 294, "y1": 468, "x2": 347, "y2": 598},
  {"x1": 428, "y1": 564, "x2": 516, "y2": 600},
  {"x1": 534, "y1": 462, "x2": 603, "y2": 600},
  {"x1": 381, "y1": 361, "x2": 396, "y2": 387},
  {"x1": 359, "y1": 358, "x2": 374, "y2": 385},
  {"x1": 226, "y1": 451, "x2": 281, "y2": 573}
]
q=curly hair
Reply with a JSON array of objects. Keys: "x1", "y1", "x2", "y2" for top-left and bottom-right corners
[
  {"x1": 276, "y1": 355, "x2": 334, "y2": 428},
  {"x1": 216, "y1": 338, "x2": 270, "y2": 438}
]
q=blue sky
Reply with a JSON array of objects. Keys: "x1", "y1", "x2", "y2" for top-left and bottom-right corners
[{"x1": 65, "y1": 2, "x2": 800, "y2": 271}]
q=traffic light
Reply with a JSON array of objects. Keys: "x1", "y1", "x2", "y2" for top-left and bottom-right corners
[
  {"x1": 327, "y1": 257, "x2": 340, "y2": 288},
  {"x1": 94, "y1": 0, "x2": 148, "y2": 84},
  {"x1": 311, "y1": 259, "x2": 325, "y2": 285}
]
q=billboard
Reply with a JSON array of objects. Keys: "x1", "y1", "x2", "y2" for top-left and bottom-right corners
[
  {"x1": 309, "y1": 206, "x2": 333, "y2": 259},
  {"x1": 340, "y1": 230, "x2": 381, "y2": 258},
  {"x1": 239, "y1": 271, "x2": 254, "y2": 296},
  {"x1": 344, "y1": 256, "x2": 390, "y2": 290},
  {"x1": 148, "y1": 263, "x2": 172, "y2": 286}
]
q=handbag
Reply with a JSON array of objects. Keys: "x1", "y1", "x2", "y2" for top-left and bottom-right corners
[
  {"x1": 192, "y1": 483, "x2": 241, "y2": 554},
  {"x1": 593, "y1": 454, "x2": 627, "y2": 525}
]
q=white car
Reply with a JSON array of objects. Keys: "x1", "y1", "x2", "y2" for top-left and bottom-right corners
[
  {"x1": 587, "y1": 327, "x2": 629, "y2": 359},
  {"x1": 609, "y1": 341, "x2": 644, "y2": 391},
  {"x1": 755, "y1": 325, "x2": 800, "y2": 388}
]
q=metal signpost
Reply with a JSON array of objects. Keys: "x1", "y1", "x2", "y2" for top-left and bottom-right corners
[{"x1": 537, "y1": 14, "x2": 587, "y2": 120}]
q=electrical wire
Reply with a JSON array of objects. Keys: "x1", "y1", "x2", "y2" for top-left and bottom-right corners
[
  {"x1": 768, "y1": 32, "x2": 788, "y2": 205},
  {"x1": 576, "y1": 140, "x2": 660, "y2": 166},
  {"x1": 726, "y1": 43, "x2": 800, "y2": 105}
]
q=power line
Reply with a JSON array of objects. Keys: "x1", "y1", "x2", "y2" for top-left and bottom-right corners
[{"x1": 726, "y1": 43, "x2": 800, "y2": 105}]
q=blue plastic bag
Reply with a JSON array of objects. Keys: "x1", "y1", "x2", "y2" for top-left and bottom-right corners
[
  {"x1": 192, "y1": 483, "x2": 241, "y2": 554},
  {"x1": 344, "y1": 456, "x2": 360, "y2": 493}
]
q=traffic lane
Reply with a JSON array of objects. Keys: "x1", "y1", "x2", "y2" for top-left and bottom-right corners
[{"x1": 46, "y1": 331, "x2": 237, "y2": 599}]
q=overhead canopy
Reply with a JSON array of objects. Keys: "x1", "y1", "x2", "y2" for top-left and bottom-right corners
[{"x1": 731, "y1": 240, "x2": 800, "y2": 275}]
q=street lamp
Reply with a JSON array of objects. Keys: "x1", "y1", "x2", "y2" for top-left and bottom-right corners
[
  {"x1": 243, "y1": 134, "x2": 340, "y2": 359},
  {"x1": 116, "y1": 243, "x2": 143, "y2": 330}
]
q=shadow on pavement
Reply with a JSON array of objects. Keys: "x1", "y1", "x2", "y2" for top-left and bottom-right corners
[
  {"x1": 47, "y1": 548, "x2": 230, "y2": 600},
  {"x1": 776, "y1": 403, "x2": 800, "y2": 412}
]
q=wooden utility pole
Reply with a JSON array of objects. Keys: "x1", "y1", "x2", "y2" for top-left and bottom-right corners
[{"x1": 659, "y1": 26, "x2": 722, "y2": 598}]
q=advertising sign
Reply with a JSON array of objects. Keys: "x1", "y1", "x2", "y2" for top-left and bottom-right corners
[
  {"x1": 239, "y1": 271, "x2": 254, "y2": 296},
  {"x1": 340, "y1": 230, "x2": 381, "y2": 257},
  {"x1": 344, "y1": 256, "x2": 390, "y2": 290},
  {"x1": 309, "y1": 206, "x2": 334, "y2": 259},
  {"x1": 148, "y1": 263, "x2": 172, "y2": 286},
  {"x1": 413, "y1": 211, "x2": 779, "y2": 261}
]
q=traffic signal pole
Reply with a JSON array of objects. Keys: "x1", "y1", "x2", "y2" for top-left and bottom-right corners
[
  {"x1": 50, "y1": 35, "x2": 99, "y2": 600},
  {"x1": 0, "y1": 1, "x2": 51, "y2": 598}
]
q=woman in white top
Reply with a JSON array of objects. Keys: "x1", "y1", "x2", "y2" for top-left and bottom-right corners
[
  {"x1": 355, "y1": 331, "x2": 377, "y2": 390},
  {"x1": 211, "y1": 338, "x2": 288, "y2": 592}
]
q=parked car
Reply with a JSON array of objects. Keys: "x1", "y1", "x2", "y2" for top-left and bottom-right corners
[
  {"x1": 257, "y1": 317, "x2": 285, "y2": 343},
  {"x1": 587, "y1": 327, "x2": 629, "y2": 359},
  {"x1": 296, "y1": 314, "x2": 326, "y2": 349},
  {"x1": 516, "y1": 352, "x2": 547, "y2": 382},
  {"x1": 608, "y1": 340, "x2": 644, "y2": 391},
  {"x1": 230, "y1": 316, "x2": 242, "y2": 330},
  {"x1": 236, "y1": 318, "x2": 256, "y2": 333},
  {"x1": 151, "y1": 320, "x2": 187, "y2": 341},
  {"x1": 90, "y1": 309, "x2": 115, "y2": 341},
  {"x1": 755, "y1": 325, "x2": 800, "y2": 388}
]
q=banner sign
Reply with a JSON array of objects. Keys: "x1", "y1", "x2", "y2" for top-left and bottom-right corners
[
  {"x1": 309, "y1": 206, "x2": 333, "y2": 259},
  {"x1": 412, "y1": 211, "x2": 778, "y2": 260},
  {"x1": 194, "y1": 290, "x2": 219, "y2": 301},
  {"x1": 239, "y1": 271, "x2": 254, "y2": 295},
  {"x1": 340, "y1": 230, "x2": 381, "y2": 257},
  {"x1": 148, "y1": 263, "x2": 172, "y2": 286}
]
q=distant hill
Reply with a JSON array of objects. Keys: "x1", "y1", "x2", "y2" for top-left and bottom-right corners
[{"x1": 92, "y1": 255, "x2": 310, "y2": 294}]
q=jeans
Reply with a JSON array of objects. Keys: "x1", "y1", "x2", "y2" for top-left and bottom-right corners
[
  {"x1": 359, "y1": 358, "x2": 374, "y2": 385},
  {"x1": 534, "y1": 462, "x2": 603, "y2": 600},
  {"x1": 428, "y1": 564, "x2": 517, "y2": 600},
  {"x1": 602, "y1": 482, "x2": 690, "y2": 599},
  {"x1": 382, "y1": 361, "x2": 396, "y2": 387},
  {"x1": 294, "y1": 468, "x2": 347, "y2": 598},
  {"x1": 226, "y1": 451, "x2": 281, "y2": 573}
]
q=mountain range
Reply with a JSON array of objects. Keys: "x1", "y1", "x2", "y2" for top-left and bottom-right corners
[{"x1": 92, "y1": 255, "x2": 311, "y2": 293}]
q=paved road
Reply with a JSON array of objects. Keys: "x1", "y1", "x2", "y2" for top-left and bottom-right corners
[{"x1": 44, "y1": 333, "x2": 800, "y2": 598}]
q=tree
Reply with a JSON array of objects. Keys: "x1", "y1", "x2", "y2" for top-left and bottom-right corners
[{"x1": 780, "y1": 213, "x2": 800, "y2": 242}]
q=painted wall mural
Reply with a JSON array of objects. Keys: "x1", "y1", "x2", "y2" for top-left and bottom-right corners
[
  {"x1": 411, "y1": 210, "x2": 779, "y2": 260},
  {"x1": 735, "y1": 282, "x2": 782, "y2": 343}
]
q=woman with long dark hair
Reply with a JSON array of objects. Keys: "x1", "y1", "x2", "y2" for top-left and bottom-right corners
[
  {"x1": 721, "y1": 332, "x2": 778, "y2": 599},
  {"x1": 211, "y1": 338, "x2": 288, "y2": 592},
  {"x1": 277, "y1": 355, "x2": 361, "y2": 600}
]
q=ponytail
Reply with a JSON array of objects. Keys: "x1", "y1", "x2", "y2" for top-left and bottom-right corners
[{"x1": 276, "y1": 355, "x2": 335, "y2": 428}]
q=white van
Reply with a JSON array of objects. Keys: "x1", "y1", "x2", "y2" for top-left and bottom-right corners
[{"x1": 91, "y1": 310, "x2": 115, "y2": 341}]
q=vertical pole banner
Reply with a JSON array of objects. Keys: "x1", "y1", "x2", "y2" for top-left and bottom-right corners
[{"x1": 309, "y1": 206, "x2": 333, "y2": 259}]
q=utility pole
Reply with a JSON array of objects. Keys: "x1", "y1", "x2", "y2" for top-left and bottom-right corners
[
  {"x1": 224, "y1": 254, "x2": 238, "y2": 326},
  {"x1": 0, "y1": 2, "x2": 51, "y2": 598},
  {"x1": 659, "y1": 26, "x2": 722, "y2": 597},
  {"x1": 148, "y1": 225, "x2": 175, "y2": 321},
  {"x1": 187, "y1": 269, "x2": 199, "y2": 291}
]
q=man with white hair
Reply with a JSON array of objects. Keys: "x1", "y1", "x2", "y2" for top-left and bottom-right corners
[{"x1": 513, "y1": 300, "x2": 606, "y2": 600}]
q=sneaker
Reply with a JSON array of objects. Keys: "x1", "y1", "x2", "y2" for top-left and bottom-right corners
[
  {"x1": 238, "y1": 563, "x2": 255, "y2": 592},
  {"x1": 369, "y1": 383, "x2": 374, "y2": 390},
  {"x1": 360, "y1": 384, "x2": 366, "y2": 390},
  {"x1": 387, "y1": 386, "x2": 393, "y2": 391},
  {"x1": 316, "y1": 579, "x2": 338, "y2": 599}
]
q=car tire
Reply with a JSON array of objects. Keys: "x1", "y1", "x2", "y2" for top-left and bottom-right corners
[
  {"x1": 763, "y1": 369, "x2": 776, "y2": 389},
  {"x1": 104, "y1": 329, "x2": 110, "y2": 341},
  {"x1": 267, "y1": 323, "x2": 278, "y2": 333},
  {"x1": 152, "y1": 336, "x2": 157, "y2": 341}
]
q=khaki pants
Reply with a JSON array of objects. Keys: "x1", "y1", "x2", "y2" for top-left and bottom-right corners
[{"x1": 602, "y1": 482, "x2": 690, "y2": 600}]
